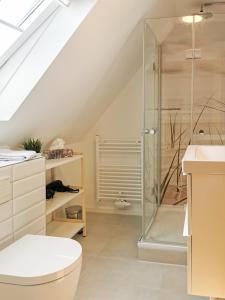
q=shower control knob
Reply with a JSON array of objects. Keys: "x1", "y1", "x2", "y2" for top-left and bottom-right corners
[
  {"x1": 150, "y1": 128, "x2": 157, "y2": 135},
  {"x1": 143, "y1": 128, "x2": 157, "y2": 135}
]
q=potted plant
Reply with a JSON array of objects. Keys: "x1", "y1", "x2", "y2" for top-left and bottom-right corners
[{"x1": 22, "y1": 138, "x2": 42, "y2": 153}]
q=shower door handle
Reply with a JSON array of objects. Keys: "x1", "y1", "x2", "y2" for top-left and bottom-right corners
[
  {"x1": 150, "y1": 128, "x2": 157, "y2": 135},
  {"x1": 143, "y1": 128, "x2": 157, "y2": 135}
]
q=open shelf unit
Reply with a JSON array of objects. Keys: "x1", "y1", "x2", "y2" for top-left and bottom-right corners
[
  {"x1": 46, "y1": 221, "x2": 84, "y2": 238},
  {"x1": 45, "y1": 155, "x2": 83, "y2": 170},
  {"x1": 46, "y1": 189, "x2": 84, "y2": 216},
  {"x1": 45, "y1": 155, "x2": 86, "y2": 238}
]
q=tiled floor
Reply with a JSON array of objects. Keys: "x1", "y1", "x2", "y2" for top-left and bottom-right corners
[{"x1": 74, "y1": 213, "x2": 207, "y2": 300}]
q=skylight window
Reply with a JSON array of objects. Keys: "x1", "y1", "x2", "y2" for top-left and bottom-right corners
[
  {"x1": 0, "y1": 23, "x2": 21, "y2": 57},
  {"x1": 0, "y1": 0, "x2": 43, "y2": 27},
  {"x1": 0, "y1": 0, "x2": 69, "y2": 67}
]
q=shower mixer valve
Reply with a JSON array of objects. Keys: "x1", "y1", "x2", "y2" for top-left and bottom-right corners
[{"x1": 143, "y1": 129, "x2": 157, "y2": 135}]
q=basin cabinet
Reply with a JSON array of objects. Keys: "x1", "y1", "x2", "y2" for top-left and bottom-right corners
[{"x1": 183, "y1": 145, "x2": 225, "y2": 299}]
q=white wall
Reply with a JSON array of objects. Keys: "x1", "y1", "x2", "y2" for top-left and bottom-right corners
[
  {"x1": 0, "y1": 0, "x2": 206, "y2": 215},
  {"x1": 71, "y1": 68, "x2": 143, "y2": 214},
  {"x1": 0, "y1": 0, "x2": 202, "y2": 148},
  {"x1": 0, "y1": 0, "x2": 157, "y2": 147}
]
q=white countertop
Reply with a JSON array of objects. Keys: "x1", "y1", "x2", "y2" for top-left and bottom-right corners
[
  {"x1": 0, "y1": 156, "x2": 43, "y2": 168},
  {"x1": 182, "y1": 145, "x2": 225, "y2": 174}
]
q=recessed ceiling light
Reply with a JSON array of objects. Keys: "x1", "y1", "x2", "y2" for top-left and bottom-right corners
[{"x1": 182, "y1": 15, "x2": 203, "y2": 23}]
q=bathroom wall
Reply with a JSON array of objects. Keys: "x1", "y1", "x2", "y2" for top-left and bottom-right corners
[
  {"x1": 67, "y1": 68, "x2": 143, "y2": 215},
  {"x1": 159, "y1": 16, "x2": 225, "y2": 205},
  {"x1": 0, "y1": 0, "x2": 203, "y2": 148},
  {"x1": 0, "y1": 0, "x2": 159, "y2": 147}
]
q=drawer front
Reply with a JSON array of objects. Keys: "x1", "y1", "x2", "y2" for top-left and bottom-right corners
[
  {"x1": 0, "y1": 218, "x2": 13, "y2": 240},
  {"x1": 0, "y1": 234, "x2": 13, "y2": 250},
  {"x1": 0, "y1": 166, "x2": 12, "y2": 181},
  {"x1": 14, "y1": 215, "x2": 46, "y2": 240},
  {"x1": 13, "y1": 158, "x2": 45, "y2": 181},
  {"x1": 13, "y1": 201, "x2": 45, "y2": 231},
  {"x1": 0, "y1": 201, "x2": 12, "y2": 222},
  {"x1": 13, "y1": 172, "x2": 45, "y2": 198},
  {"x1": 0, "y1": 175, "x2": 12, "y2": 205},
  {"x1": 13, "y1": 187, "x2": 45, "y2": 215}
]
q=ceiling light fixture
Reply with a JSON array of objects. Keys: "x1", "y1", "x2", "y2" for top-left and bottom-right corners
[{"x1": 182, "y1": 15, "x2": 203, "y2": 23}]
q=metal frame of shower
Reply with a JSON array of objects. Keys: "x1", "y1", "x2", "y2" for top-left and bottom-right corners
[{"x1": 141, "y1": 20, "x2": 162, "y2": 238}]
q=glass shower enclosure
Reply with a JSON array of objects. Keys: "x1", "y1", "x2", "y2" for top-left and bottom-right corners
[
  {"x1": 142, "y1": 21, "x2": 160, "y2": 240},
  {"x1": 142, "y1": 13, "x2": 225, "y2": 247}
]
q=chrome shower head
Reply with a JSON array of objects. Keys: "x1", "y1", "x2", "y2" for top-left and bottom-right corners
[
  {"x1": 196, "y1": 11, "x2": 213, "y2": 19},
  {"x1": 194, "y1": 3, "x2": 213, "y2": 19},
  {"x1": 198, "y1": 1, "x2": 225, "y2": 19},
  {"x1": 182, "y1": 3, "x2": 213, "y2": 23}
]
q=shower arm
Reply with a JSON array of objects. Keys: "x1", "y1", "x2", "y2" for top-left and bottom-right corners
[{"x1": 201, "y1": 1, "x2": 225, "y2": 12}]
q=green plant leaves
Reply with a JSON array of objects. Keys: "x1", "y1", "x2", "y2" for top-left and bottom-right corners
[{"x1": 22, "y1": 138, "x2": 42, "y2": 153}]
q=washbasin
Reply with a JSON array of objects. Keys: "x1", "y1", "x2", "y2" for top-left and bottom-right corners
[{"x1": 182, "y1": 145, "x2": 225, "y2": 174}]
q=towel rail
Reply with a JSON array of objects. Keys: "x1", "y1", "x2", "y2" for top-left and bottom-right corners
[{"x1": 96, "y1": 135, "x2": 143, "y2": 206}]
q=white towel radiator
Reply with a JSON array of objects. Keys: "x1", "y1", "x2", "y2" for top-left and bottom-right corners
[{"x1": 95, "y1": 135, "x2": 143, "y2": 207}]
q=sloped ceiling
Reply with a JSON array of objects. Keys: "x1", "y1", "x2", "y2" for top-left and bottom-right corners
[{"x1": 0, "y1": 0, "x2": 209, "y2": 147}]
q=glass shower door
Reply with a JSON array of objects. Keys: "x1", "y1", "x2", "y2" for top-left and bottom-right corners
[{"x1": 142, "y1": 22, "x2": 160, "y2": 240}]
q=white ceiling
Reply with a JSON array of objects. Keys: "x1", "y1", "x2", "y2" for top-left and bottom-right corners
[{"x1": 146, "y1": 0, "x2": 225, "y2": 18}]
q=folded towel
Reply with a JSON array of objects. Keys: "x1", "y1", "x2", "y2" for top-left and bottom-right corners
[{"x1": 0, "y1": 149, "x2": 39, "y2": 161}]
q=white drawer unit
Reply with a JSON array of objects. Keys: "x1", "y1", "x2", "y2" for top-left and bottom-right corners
[
  {"x1": 0, "y1": 201, "x2": 12, "y2": 222},
  {"x1": 183, "y1": 145, "x2": 225, "y2": 299},
  {"x1": 13, "y1": 201, "x2": 45, "y2": 232},
  {"x1": 13, "y1": 158, "x2": 45, "y2": 181},
  {"x1": 0, "y1": 157, "x2": 46, "y2": 250},
  {"x1": 14, "y1": 215, "x2": 46, "y2": 241},
  {"x1": 0, "y1": 218, "x2": 13, "y2": 240},
  {"x1": 13, "y1": 172, "x2": 45, "y2": 198},
  {"x1": 13, "y1": 187, "x2": 45, "y2": 215}
]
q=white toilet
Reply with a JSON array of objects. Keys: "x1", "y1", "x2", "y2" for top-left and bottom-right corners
[{"x1": 0, "y1": 234, "x2": 82, "y2": 300}]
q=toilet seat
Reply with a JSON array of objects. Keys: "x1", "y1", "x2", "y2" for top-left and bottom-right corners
[{"x1": 0, "y1": 235, "x2": 82, "y2": 286}]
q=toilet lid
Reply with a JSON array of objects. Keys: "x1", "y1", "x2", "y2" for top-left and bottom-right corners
[{"x1": 0, "y1": 235, "x2": 82, "y2": 286}]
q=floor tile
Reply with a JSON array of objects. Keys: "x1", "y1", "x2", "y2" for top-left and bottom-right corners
[
  {"x1": 75, "y1": 213, "x2": 208, "y2": 300},
  {"x1": 161, "y1": 264, "x2": 187, "y2": 293}
]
